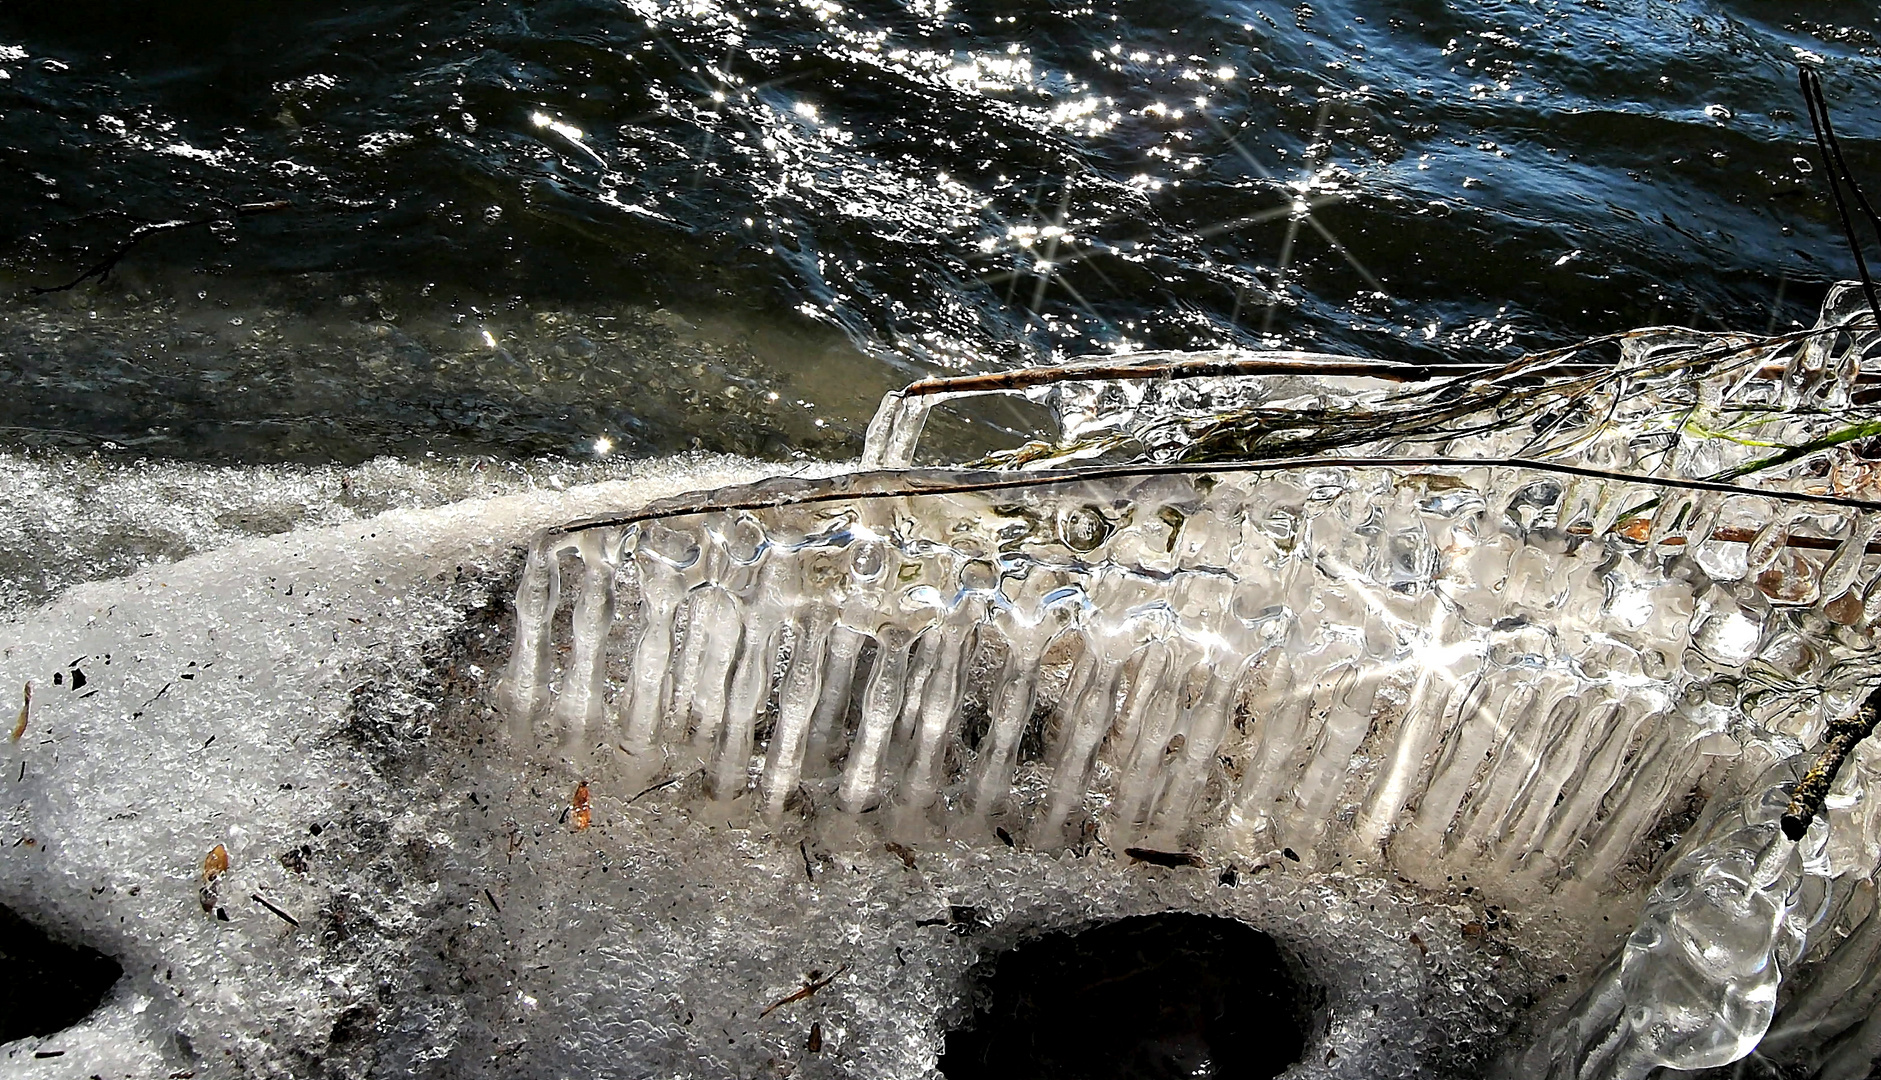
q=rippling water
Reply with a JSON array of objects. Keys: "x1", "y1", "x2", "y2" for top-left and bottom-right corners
[{"x1": 1, "y1": 1, "x2": 1878, "y2": 463}]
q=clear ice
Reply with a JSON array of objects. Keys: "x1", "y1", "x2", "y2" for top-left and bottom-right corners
[{"x1": 499, "y1": 284, "x2": 1881, "y2": 1075}]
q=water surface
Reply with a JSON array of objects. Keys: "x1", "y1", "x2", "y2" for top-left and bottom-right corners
[{"x1": 1, "y1": 0, "x2": 1878, "y2": 463}]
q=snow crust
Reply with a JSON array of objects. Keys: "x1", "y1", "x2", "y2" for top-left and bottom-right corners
[{"x1": 0, "y1": 450, "x2": 743, "y2": 614}]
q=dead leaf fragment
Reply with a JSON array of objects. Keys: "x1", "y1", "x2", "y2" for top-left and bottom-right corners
[
  {"x1": 571, "y1": 782, "x2": 592, "y2": 832},
  {"x1": 10, "y1": 682, "x2": 27, "y2": 742},
  {"x1": 203, "y1": 844, "x2": 230, "y2": 882}
]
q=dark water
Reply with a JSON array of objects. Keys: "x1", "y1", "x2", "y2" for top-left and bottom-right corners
[
  {"x1": 1, "y1": 0, "x2": 1879, "y2": 464},
  {"x1": 940, "y1": 913, "x2": 1308, "y2": 1079}
]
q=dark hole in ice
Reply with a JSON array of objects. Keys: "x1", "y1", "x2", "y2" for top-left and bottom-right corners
[
  {"x1": 940, "y1": 912, "x2": 1308, "y2": 1080},
  {"x1": 0, "y1": 904, "x2": 122, "y2": 1042}
]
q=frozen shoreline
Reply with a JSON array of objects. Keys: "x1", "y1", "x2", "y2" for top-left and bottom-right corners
[{"x1": 0, "y1": 454, "x2": 1531, "y2": 1079}]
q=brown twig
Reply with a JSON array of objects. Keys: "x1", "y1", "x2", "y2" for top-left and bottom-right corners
[
  {"x1": 552, "y1": 454, "x2": 1881, "y2": 539},
  {"x1": 27, "y1": 200, "x2": 292, "y2": 295},
  {"x1": 759, "y1": 965, "x2": 847, "y2": 1018},
  {"x1": 899, "y1": 352, "x2": 1504, "y2": 397}
]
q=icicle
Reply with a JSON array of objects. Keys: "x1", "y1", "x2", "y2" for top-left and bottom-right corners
[
  {"x1": 1572, "y1": 724, "x2": 1707, "y2": 887},
  {"x1": 1103, "y1": 642, "x2": 1178, "y2": 833},
  {"x1": 899, "y1": 615, "x2": 978, "y2": 811},
  {"x1": 967, "y1": 624, "x2": 1057, "y2": 815},
  {"x1": 802, "y1": 624, "x2": 864, "y2": 773},
  {"x1": 1038, "y1": 635, "x2": 1126, "y2": 837},
  {"x1": 859, "y1": 391, "x2": 933, "y2": 468},
  {"x1": 1352, "y1": 665, "x2": 1454, "y2": 851},
  {"x1": 498, "y1": 535, "x2": 562, "y2": 746},
  {"x1": 675, "y1": 587, "x2": 742, "y2": 755},
  {"x1": 1529, "y1": 693, "x2": 1658, "y2": 881},
  {"x1": 1494, "y1": 685, "x2": 1623, "y2": 878},
  {"x1": 708, "y1": 601, "x2": 785, "y2": 800},
  {"x1": 1280, "y1": 665, "x2": 1372, "y2": 858},
  {"x1": 837, "y1": 626, "x2": 915, "y2": 813},
  {"x1": 1452, "y1": 676, "x2": 1581, "y2": 862},
  {"x1": 617, "y1": 524, "x2": 697, "y2": 759},
  {"x1": 1391, "y1": 674, "x2": 1506, "y2": 874},
  {"x1": 553, "y1": 528, "x2": 620, "y2": 764},
  {"x1": 1226, "y1": 645, "x2": 1321, "y2": 840},
  {"x1": 804, "y1": 537, "x2": 894, "y2": 772},
  {"x1": 759, "y1": 607, "x2": 835, "y2": 819},
  {"x1": 1146, "y1": 657, "x2": 1246, "y2": 841}
]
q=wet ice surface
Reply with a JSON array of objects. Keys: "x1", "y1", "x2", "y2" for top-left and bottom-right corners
[
  {"x1": 0, "y1": 450, "x2": 836, "y2": 614},
  {"x1": 0, "y1": 458, "x2": 1537, "y2": 1080}
]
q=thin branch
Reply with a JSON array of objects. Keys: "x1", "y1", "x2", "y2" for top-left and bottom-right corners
[
  {"x1": 27, "y1": 199, "x2": 291, "y2": 296},
  {"x1": 1800, "y1": 67, "x2": 1881, "y2": 328}
]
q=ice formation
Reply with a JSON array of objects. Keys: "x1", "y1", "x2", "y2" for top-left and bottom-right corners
[
  {"x1": 8, "y1": 287, "x2": 1881, "y2": 1078},
  {"x1": 0, "y1": 450, "x2": 1527, "y2": 1080},
  {"x1": 498, "y1": 284, "x2": 1881, "y2": 1075}
]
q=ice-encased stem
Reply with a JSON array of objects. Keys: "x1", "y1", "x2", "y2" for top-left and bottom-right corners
[{"x1": 1513, "y1": 768, "x2": 1829, "y2": 1079}]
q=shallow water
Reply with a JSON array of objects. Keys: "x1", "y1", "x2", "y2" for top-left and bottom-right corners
[{"x1": 0, "y1": 0, "x2": 1878, "y2": 465}]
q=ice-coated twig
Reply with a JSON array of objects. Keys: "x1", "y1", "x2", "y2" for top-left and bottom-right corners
[{"x1": 1781, "y1": 685, "x2": 1881, "y2": 841}]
